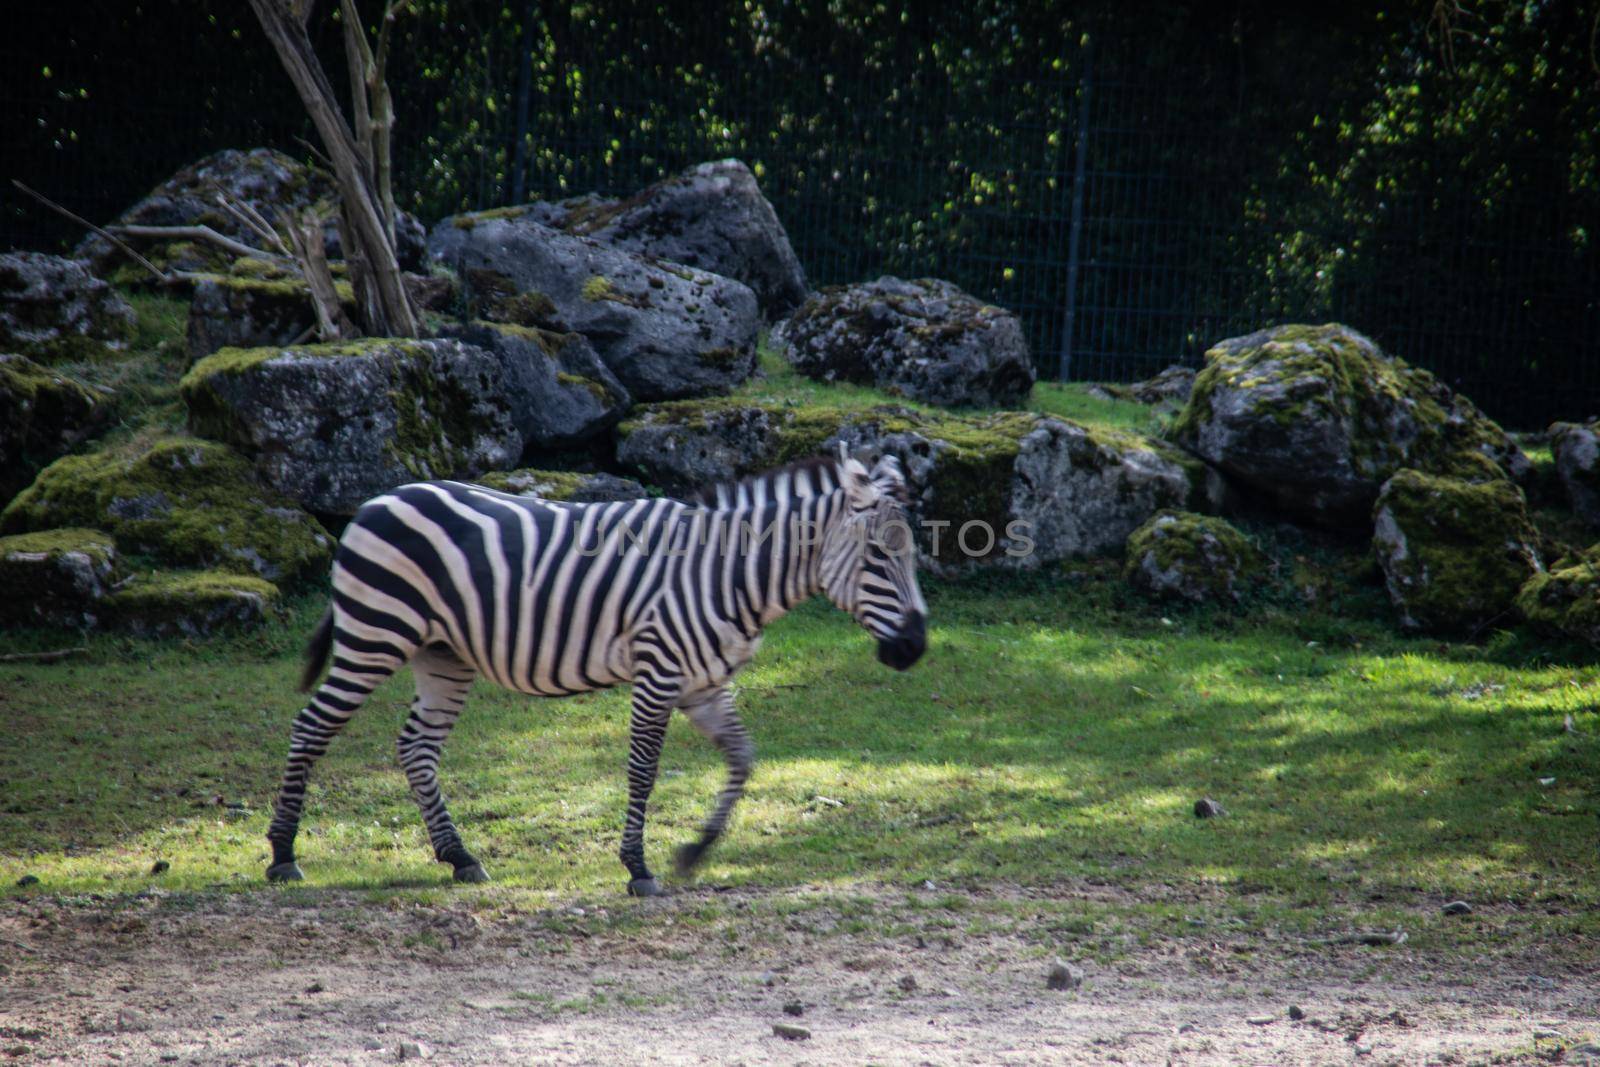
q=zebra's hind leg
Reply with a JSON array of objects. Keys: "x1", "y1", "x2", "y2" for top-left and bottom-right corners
[
  {"x1": 619, "y1": 666, "x2": 681, "y2": 897},
  {"x1": 673, "y1": 686, "x2": 753, "y2": 877},
  {"x1": 266, "y1": 628, "x2": 413, "y2": 882},
  {"x1": 399, "y1": 645, "x2": 486, "y2": 884}
]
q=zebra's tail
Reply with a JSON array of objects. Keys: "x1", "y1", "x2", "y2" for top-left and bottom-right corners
[{"x1": 298, "y1": 607, "x2": 335, "y2": 693}]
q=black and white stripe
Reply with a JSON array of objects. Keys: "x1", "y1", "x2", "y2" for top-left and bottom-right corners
[{"x1": 265, "y1": 453, "x2": 927, "y2": 893}]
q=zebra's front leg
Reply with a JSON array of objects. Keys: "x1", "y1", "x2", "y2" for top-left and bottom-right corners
[
  {"x1": 398, "y1": 646, "x2": 487, "y2": 883},
  {"x1": 619, "y1": 672, "x2": 679, "y2": 897},
  {"x1": 674, "y1": 686, "x2": 753, "y2": 878}
]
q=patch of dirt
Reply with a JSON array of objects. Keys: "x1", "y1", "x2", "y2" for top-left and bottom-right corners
[{"x1": 1, "y1": 883, "x2": 1596, "y2": 1065}]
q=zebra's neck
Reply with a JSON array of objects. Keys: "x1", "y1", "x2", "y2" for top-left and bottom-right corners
[{"x1": 700, "y1": 487, "x2": 841, "y2": 633}]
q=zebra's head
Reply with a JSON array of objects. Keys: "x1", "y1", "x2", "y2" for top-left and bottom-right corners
[{"x1": 821, "y1": 453, "x2": 928, "y2": 671}]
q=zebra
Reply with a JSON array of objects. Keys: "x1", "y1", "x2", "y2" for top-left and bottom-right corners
[{"x1": 265, "y1": 451, "x2": 927, "y2": 896}]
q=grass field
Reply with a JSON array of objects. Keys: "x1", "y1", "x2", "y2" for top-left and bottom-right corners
[{"x1": 5, "y1": 561, "x2": 1598, "y2": 953}]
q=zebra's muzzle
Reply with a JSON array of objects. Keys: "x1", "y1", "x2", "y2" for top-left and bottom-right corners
[{"x1": 876, "y1": 611, "x2": 926, "y2": 671}]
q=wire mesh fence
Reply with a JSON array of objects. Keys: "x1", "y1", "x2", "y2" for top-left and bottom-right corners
[{"x1": 4, "y1": 4, "x2": 1596, "y2": 427}]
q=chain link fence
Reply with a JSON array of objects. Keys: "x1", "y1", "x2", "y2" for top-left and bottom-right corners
[{"x1": 5, "y1": 4, "x2": 1596, "y2": 427}]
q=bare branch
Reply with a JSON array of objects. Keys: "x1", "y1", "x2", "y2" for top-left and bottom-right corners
[
  {"x1": 108, "y1": 223, "x2": 290, "y2": 264},
  {"x1": 213, "y1": 194, "x2": 293, "y2": 258},
  {"x1": 0, "y1": 647, "x2": 87, "y2": 664},
  {"x1": 294, "y1": 135, "x2": 334, "y2": 171},
  {"x1": 11, "y1": 180, "x2": 172, "y2": 284}
]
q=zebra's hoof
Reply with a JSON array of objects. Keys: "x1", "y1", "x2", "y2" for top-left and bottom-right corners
[
  {"x1": 265, "y1": 861, "x2": 304, "y2": 883},
  {"x1": 674, "y1": 841, "x2": 708, "y2": 876},
  {"x1": 626, "y1": 877, "x2": 664, "y2": 897},
  {"x1": 452, "y1": 862, "x2": 491, "y2": 884}
]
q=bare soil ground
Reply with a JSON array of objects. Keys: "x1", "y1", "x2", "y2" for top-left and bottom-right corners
[{"x1": 2, "y1": 883, "x2": 1596, "y2": 1066}]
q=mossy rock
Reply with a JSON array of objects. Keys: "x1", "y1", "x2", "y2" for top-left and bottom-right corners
[
  {"x1": 185, "y1": 271, "x2": 358, "y2": 362},
  {"x1": 617, "y1": 399, "x2": 1214, "y2": 569},
  {"x1": 0, "y1": 252, "x2": 136, "y2": 363},
  {"x1": 0, "y1": 527, "x2": 118, "y2": 630},
  {"x1": 0, "y1": 354, "x2": 112, "y2": 507},
  {"x1": 0, "y1": 434, "x2": 331, "y2": 586},
  {"x1": 475, "y1": 468, "x2": 648, "y2": 503},
  {"x1": 75, "y1": 148, "x2": 339, "y2": 281},
  {"x1": 106, "y1": 569, "x2": 281, "y2": 639},
  {"x1": 1124, "y1": 510, "x2": 1266, "y2": 604},
  {"x1": 1516, "y1": 546, "x2": 1600, "y2": 645},
  {"x1": 1372, "y1": 468, "x2": 1541, "y2": 635},
  {"x1": 1172, "y1": 324, "x2": 1529, "y2": 527},
  {"x1": 180, "y1": 337, "x2": 521, "y2": 515},
  {"x1": 779, "y1": 276, "x2": 1035, "y2": 408}
]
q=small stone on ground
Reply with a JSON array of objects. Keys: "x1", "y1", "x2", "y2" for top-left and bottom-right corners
[
  {"x1": 1047, "y1": 960, "x2": 1084, "y2": 990},
  {"x1": 1194, "y1": 797, "x2": 1226, "y2": 818},
  {"x1": 772, "y1": 1022, "x2": 811, "y2": 1041}
]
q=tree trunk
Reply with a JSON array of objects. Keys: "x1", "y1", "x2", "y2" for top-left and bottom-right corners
[{"x1": 247, "y1": 0, "x2": 417, "y2": 338}]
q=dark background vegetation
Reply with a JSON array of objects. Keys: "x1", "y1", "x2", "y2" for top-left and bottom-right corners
[{"x1": 3, "y1": 1, "x2": 1597, "y2": 426}]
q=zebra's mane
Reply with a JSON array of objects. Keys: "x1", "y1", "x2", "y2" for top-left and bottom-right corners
[{"x1": 688, "y1": 456, "x2": 844, "y2": 510}]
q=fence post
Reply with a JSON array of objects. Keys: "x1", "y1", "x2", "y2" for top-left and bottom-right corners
[{"x1": 1058, "y1": 35, "x2": 1092, "y2": 381}]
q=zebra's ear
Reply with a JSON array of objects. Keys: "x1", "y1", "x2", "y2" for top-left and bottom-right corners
[{"x1": 841, "y1": 455, "x2": 878, "y2": 508}]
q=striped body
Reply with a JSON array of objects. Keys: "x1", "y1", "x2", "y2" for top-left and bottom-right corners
[{"x1": 265, "y1": 456, "x2": 926, "y2": 892}]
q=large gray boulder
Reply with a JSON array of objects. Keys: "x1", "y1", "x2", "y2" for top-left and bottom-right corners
[
  {"x1": 0, "y1": 354, "x2": 111, "y2": 506},
  {"x1": 438, "y1": 321, "x2": 629, "y2": 452},
  {"x1": 0, "y1": 528, "x2": 119, "y2": 630},
  {"x1": 615, "y1": 400, "x2": 1215, "y2": 571},
  {"x1": 0, "y1": 252, "x2": 135, "y2": 362},
  {"x1": 75, "y1": 149, "x2": 337, "y2": 280},
  {"x1": 180, "y1": 338, "x2": 520, "y2": 515},
  {"x1": 1172, "y1": 324, "x2": 1529, "y2": 527},
  {"x1": 777, "y1": 276, "x2": 1034, "y2": 408},
  {"x1": 525, "y1": 159, "x2": 807, "y2": 319},
  {"x1": 75, "y1": 148, "x2": 423, "y2": 281},
  {"x1": 1550, "y1": 420, "x2": 1600, "y2": 528},
  {"x1": 428, "y1": 213, "x2": 760, "y2": 401}
]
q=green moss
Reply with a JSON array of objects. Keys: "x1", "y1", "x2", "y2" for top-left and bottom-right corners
[
  {"x1": 0, "y1": 527, "x2": 116, "y2": 567},
  {"x1": 476, "y1": 468, "x2": 589, "y2": 501},
  {"x1": 451, "y1": 205, "x2": 532, "y2": 230},
  {"x1": 1516, "y1": 545, "x2": 1600, "y2": 643},
  {"x1": 468, "y1": 319, "x2": 572, "y2": 358},
  {"x1": 106, "y1": 569, "x2": 281, "y2": 636},
  {"x1": 556, "y1": 371, "x2": 613, "y2": 404},
  {"x1": 190, "y1": 272, "x2": 356, "y2": 305},
  {"x1": 1124, "y1": 510, "x2": 1265, "y2": 603},
  {"x1": 1374, "y1": 468, "x2": 1539, "y2": 634},
  {"x1": 492, "y1": 290, "x2": 559, "y2": 328},
  {"x1": 581, "y1": 275, "x2": 615, "y2": 301},
  {"x1": 0, "y1": 434, "x2": 330, "y2": 587}
]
